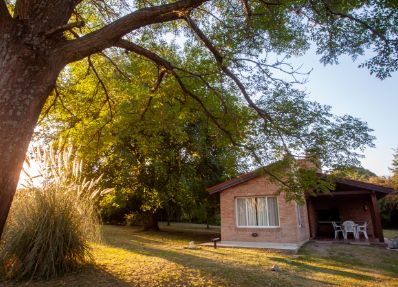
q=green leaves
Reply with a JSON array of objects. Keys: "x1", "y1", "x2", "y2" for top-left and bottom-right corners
[
  {"x1": 33, "y1": 0, "x2": 390, "y2": 210},
  {"x1": 38, "y1": 48, "x2": 246, "y2": 220}
]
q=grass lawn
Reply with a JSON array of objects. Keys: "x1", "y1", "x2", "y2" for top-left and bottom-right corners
[
  {"x1": 2, "y1": 223, "x2": 398, "y2": 287},
  {"x1": 384, "y1": 229, "x2": 398, "y2": 239}
]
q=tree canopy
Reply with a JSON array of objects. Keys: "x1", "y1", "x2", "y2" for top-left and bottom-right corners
[
  {"x1": 36, "y1": 41, "x2": 374, "y2": 222},
  {"x1": 331, "y1": 165, "x2": 376, "y2": 181},
  {"x1": 33, "y1": 0, "x2": 390, "y2": 209},
  {"x1": 1, "y1": 0, "x2": 397, "y2": 237}
]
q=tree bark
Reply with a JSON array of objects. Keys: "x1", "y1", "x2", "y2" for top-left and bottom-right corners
[
  {"x1": 143, "y1": 213, "x2": 160, "y2": 231},
  {"x1": 165, "y1": 202, "x2": 174, "y2": 226},
  {"x1": 0, "y1": 23, "x2": 63, "y2": 238}
]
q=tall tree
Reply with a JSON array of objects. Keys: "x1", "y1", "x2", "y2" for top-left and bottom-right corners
[
  {"x1": 390, "y1": 148, "x2": 398, "y2": 176},
  {"x1": 331, "y1": 165, "x2": 376, "y2": 181},
  {"x1": 38, "y1": 54, "x2": 246, "y2": 229},
  {"x1": 1, "y1": 0, "x2": 397, "y2": 238},
  {"x1": 387, "y1": 148, "x2": 398, "y2": 190},
  {"x1": 37, "y1": 50, "x2": 373, "y2": 225}
]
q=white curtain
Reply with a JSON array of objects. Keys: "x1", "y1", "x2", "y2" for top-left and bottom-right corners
[
  {"x1": 236, "y1": 197, "x2": 279, "y2": 227},
  {"x1": 257, "y1": 197, "x2": 268, "y2": 226},
  {"x1": 236, "y1": 198, "x2": 247, "y2": 226},
  {"x1": 246, "y1": 198, "x2": 257, "y2": 226},
  {"x1": 267, "y1": 197, "x2": 279, "y2": 226}
]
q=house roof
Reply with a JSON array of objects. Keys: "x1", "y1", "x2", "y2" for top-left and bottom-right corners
[
  {"x1": 207, "y1": 168, "x2": 263, "y2": 194},
  {"x1": 206, "y1": 168, "x2": 263, "y2": 194},
  {"x1": 207, "y1": 168, "x2": 395, "y2": 196},
  {"x1": 329, "y1": 176, "x2": 394, "y2": 194}
]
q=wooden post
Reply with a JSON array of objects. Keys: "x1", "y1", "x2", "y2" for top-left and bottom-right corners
[
  {"x1": 370, "y1": 192, "x2": 384, "y2": 243},
  {"x1": 306, "y1": 197, "x2": 314, "y2": 239}
]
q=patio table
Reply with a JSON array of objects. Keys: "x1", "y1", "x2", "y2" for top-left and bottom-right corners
[{"x1": 342, "y1": 221, "x2": 358, "y2": 240}]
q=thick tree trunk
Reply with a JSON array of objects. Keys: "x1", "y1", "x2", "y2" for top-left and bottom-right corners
[
  {"x1": 143, "y1": 213, "x2": 160, "y2": 231},
  {"x1": 0, "y1": 23, "x2": 62, "y2": 239},
  {"x1": 165, "y1": 203, "x2": 174, "y2": 226}
]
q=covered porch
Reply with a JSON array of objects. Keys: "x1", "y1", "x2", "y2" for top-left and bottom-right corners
[{"x1": 306, "y1": 177, "x2": 393, "y2": 243}]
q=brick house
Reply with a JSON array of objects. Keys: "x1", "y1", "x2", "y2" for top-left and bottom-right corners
[{"x1": 207, "y1": 168, "x2": 393, "y2": 249}]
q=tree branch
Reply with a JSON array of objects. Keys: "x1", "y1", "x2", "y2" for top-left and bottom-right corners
[
  {"x1": 45, "y1": 21, "x2": 85, "y2": 37},
  {"x1": 115, "y1": 40, "x2": 236, "y2": 144},
  {"x1": 173, "y1": 67, "x2": 230, "y2": 113},
  {"x1": 140, "y1": 96, "x2": 153, "y2": 121},
  {"x1": 87, "y1": 56, "x2": 114, "y2": 119},
  {"x1": 55, "y1": 87, "x2": 76, "y2": 117},
  {"x1": 240, "y1": 0, "x2": 252, "y2": 19},
  {"x1": 185, "y1": 16, "x2": 291, "y2": 153},
  {"x1": 152, "y1": 67, "x2": 167, "y2": 93},
  {"x1": 99, "y1": 52, "x2": 131, "y2": 81},
  {"x1": 115, "y1": 39, "x2": 292, "y2": 189},
  {"x1": 57, "y1": 0, "x2": 208, "y2": 64},
  {"x1": 318, "y1": 0, "x2": 389, "y2": 43},
  {"x1": 184, "y1": 16, "x2": 272, "y2": 122},
  {"x1": 139, "y1": 67, "x2": 167, "y2": 120},
  {"x1": 37, "y1": 91, "x2": 60, "y2": 125}
]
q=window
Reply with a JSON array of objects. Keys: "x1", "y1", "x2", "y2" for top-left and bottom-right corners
[
  {"x1": 296, "y1": 203, "x2": 303, "y2": 227},
  {"x1": 236, "y1": 197, "x2": 279, "y2": 227}
]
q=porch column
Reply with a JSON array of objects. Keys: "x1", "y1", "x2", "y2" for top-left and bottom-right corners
[
  {"x1": 306, "y1": 197, "x2": 316, "y2": 239},
  {"x1": 369, "y1": 192, "x2": 384, "y2": 243}
]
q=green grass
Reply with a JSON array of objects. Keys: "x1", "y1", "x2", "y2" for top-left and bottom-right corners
[
  {"x1": 384, "y1": 229, "x2": 398, "y2": 239},
  {"x1": 1, "y1": 224, "x2": 398, "y2": 287}
]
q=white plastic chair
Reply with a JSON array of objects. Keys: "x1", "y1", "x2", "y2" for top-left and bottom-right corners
[
  {"x1": 342, "y1": 220, "x2": 358, "y2": 240},
  {"x1": 357, "y1": 222, "x2": 368, "y2": 240},
  {"x1": 332, "y1": 221, "x2": 344, "y2": 239}
]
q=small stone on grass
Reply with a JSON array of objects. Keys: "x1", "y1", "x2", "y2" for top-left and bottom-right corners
[
  {"x1": 184, "y1": 241, "x2": 201, "y2": 250},
  {"x1": 271, "y1": 264, "x2": 281, "y2": 272}
]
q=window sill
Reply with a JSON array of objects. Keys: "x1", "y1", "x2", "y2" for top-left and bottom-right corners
[{"x1": 235, "y1": 226, "x2": 281, "y2": 230}]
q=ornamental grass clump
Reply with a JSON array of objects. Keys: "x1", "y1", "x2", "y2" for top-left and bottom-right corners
[{"x1": 0, "y1": 146, "x2": 111, "y2": 280}]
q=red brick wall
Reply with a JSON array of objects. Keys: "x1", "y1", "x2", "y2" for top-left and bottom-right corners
[
  {"x1": 340, "y1": 196, "x2": 374, "y2": 237},
  {"x1": 220, "y1": 176, "x2": 310, "y2": 244},
  {"x1": 308, "y1": 195, "x2": 375, "y2": 238}
]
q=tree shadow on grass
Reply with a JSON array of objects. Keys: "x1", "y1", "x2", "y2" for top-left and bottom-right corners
[
  {"x1": 0, "y1": 265, "x2": 131, "y2": 287},
  {"x1": 100, "y1": 227, "x2": 390, "y2": 286},
  {"x1": 300, "y1": 242, "x2": 398, "y2": 277},
  {"x1": 151, "y1": 227, "x2": 220, "y2": 242},
  {"x1": 103, "y1": 226, "x2": 220, "y2": 249},
  {"x1": 103, "y1": 236, "x2": 346, "y2": 287},
  {"x1": 270, "y1": 257, "x2": 375, "y2": 282}
]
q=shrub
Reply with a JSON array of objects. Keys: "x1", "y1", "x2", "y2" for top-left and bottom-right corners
[
  {"x1": 124, "y1": 212, "x2": 142, "y2": 226},
  {"x1": 0, "y1": 146, "x2": 110, "y2": 280}
]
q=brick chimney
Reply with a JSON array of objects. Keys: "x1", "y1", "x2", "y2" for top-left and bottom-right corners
[{"x1": 297, "y1": 152, "x2": 322, "y2": 173}]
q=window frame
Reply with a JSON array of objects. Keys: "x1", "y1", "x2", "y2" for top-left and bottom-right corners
[
  {"x1": 235, "y1": 196, "x2": 280, "y2": 228},
  {"x1": 296, "y1": 202, "x2": 303, "y2": 228}
]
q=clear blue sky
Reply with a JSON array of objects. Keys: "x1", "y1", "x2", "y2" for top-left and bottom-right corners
[{"x1": 291, "y1": 50, "x2": 398, "y2": 176}]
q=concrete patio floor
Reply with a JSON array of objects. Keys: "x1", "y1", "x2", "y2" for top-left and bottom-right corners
[{"x1": 200, "y1": 240, "x2": 307, "y2": 252}]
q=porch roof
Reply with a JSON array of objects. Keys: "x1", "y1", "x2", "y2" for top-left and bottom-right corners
[{"x1": 329, "y1": 176, "x2": 393, "y2": 194}]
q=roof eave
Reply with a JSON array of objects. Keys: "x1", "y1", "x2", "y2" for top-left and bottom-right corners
[{"x1": 208, "y1": 169, "x2": 395, "y2": 195}]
